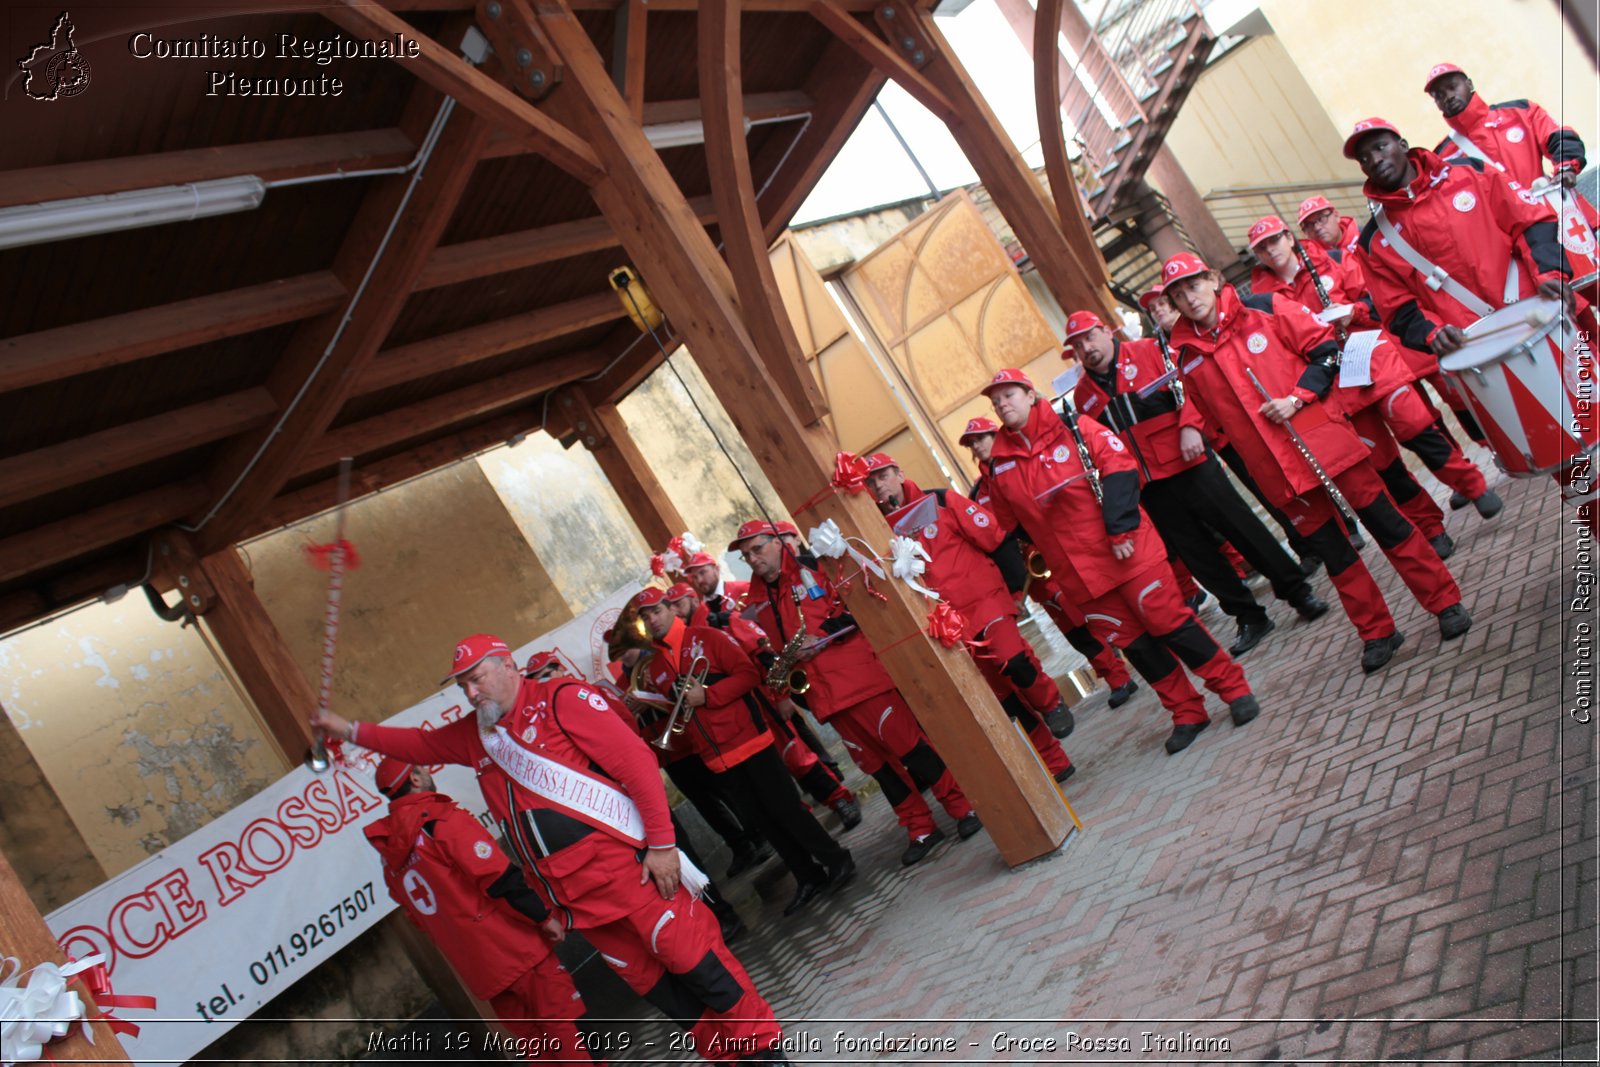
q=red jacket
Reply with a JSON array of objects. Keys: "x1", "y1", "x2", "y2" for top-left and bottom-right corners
[
  {"x1": 1305, "y1": 214, "x2": 1363, "y2": 261},
  {"x1": 884, "y1": 480, "x2": 1015, "y2": 635},
  {"x1": 1434, "y1": 93, "x2": 1587, "y2": 188},
  {"x1": 747, "y1": 553, "x2": 895, "y2": 721},
  {"x1": 983, "y1": 399, "x2": 1162, "y2": 602},
  {"x1": 643, "y1": 618, "x2": 771, "y2": 772},
  {"x1": 366, "y1": 793, "x2": 551, "y2": 998},
  {"x1": 1071, "y1": 335, "x2": 1206, "y2": 482},
  {"x1": 1249, "y1": 244, "x2": 1422, "y2": 410},
  {"x1": 1169, "y1": 286, "x2": 1367, "y2": 508},
  {"x1": 1357, "y1": 148, "x2": 1569, "y2": 349},
  {"x1": 688, "y1": 601, "x2": 769, "y2": 658},
  {"x1": 355, "y1": 675, "x2": 675, "y2": 927}
]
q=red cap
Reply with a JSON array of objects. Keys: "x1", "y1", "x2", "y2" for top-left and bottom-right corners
[
  {"x1": 1246, "y1": 215, "x2": 1289, "y2": 248},
  {"x1": 1064, "y1": 310, "x2": 1105, "y2": 341},
  {"x1": 665, "y1": 582, "x2": 697, "y2": 601},
  {"x1": 685, "y1": 552, "x2": 718, "y2": 571},
  {"x1": 375, "y1": 757, "x2": 413, "y2": 797},
  {"x1": 774, "y1": 521, "x2": 800, "y2": 538},
  {"x1": 959, "y1": 416, "x2": 999, "y2": 443},
  {"x1": 1423, "y1": 62, "x2": 1463, "y2": 91},
  {"x1": 635, "y1": 586, "x2": 670, "y2": 608},
  {"x1": 728, "y1": 519, "x2": 779, "y2": 550},
  {"x1": 441, "y1": 634, "x2": 513, "y2": 685},
  {"x1": 523, "y1": 650, "x2": 556, "y2": 676},
  {"x1": 1343, "y1": 116, "x2": 1402, "y2": 160},
  {"x1": 1136, "y1": 285, "x2": 1166, "y2": 311},
  {"x1": 1296, "y1": 195, "x2": 1334, "y2": 227},
  {"x1": 1161, "y1": 252, "x2": 1210, "y2": 284},
  {"x1": 862, "y1": 452, "x2": 897, "y2": 473},
  {"x1": 981, "y1": 368, "x2": 1035, "y2": 397}
]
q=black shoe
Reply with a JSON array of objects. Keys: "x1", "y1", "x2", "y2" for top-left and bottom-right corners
[
  {"x1": 1054, "y1": 762, "x2": 1076, "y2": 784},
  {"x1": 782, "y1": 880, "x2": 824, "y2": 916},
  {"x1": 1449, "y1": 490, "x2": 1470, "y2": 511},
  {"x1": 1361, "y1": 631, "x2": 1405, "y2": 672},
  {"x1": 719, "y1": 911, "x2": 746, "y2": 945},
  {"x1": 1289, "y1": 589, "x2": 1330, "y2": 621},
  {"x1": 1164, "y1": 719, "x2": 1210, "y2": 754},
  {"x1": 901, "y1": 828, "x2": 947, "y2": 866},
  {"x1": 1046, "y1": 704, "x2": 1076, "y2": 738},
  {"x1": 1229, "y1": 694, "x2": 1261, "y2": 726},
  {"x1": 1429, "y1": 532, "x2": 1456, "y2": 560},
  {"x1": 831, "y1": 795, "x2": 863, "y2": 830},
  {"x1": 825, "y1": 853, "x2": 857, "y2": 891},
  {"x1": 1437, "y1": 603, "x2": 1472, "y2": 640},
  {"x1": 1472, "y1": 489, "x2": 1503, "y2": 519},
  {"x1": 1228, "y1": 617, "x2": 1275, "y2": 657},
  {"x1": 1185, "y1": 589, "x2": 1209, "y2": 611},
  {"x1": 1298, "y1": 554, "x2": 1324, "y2": 577},
  {"x1": 1348, "y1": 526, "x2": 1367, "y2": 550},
  {"x1": 1107, "y1": 680, "x2": 1139, "y2": 708},
  {"x1": 956, "y1": 812, "x2": 983, "y2": 839}
]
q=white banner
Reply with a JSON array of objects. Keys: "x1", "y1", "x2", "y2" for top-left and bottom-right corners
[{"x1": 44, "y1": 585, "x2": 636, "y2": 1067}]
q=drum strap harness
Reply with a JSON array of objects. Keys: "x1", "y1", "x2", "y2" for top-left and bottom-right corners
[
  {"x1": 1446, "y1": 131, "x2": 1506, "y2": 174},
  {"x1": 1370, "y1": 204, "x2": 1498, "y2": 319}
]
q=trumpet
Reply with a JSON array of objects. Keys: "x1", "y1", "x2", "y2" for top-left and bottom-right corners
[
  {"x1": 1025, "y1": 549, "x2": 1051, "y2": 581},
  {"x1": 653, "y1": 654, "x2": 710, "y2": 749}
]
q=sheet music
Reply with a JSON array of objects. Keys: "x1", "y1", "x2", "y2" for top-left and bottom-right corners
[
  {"x1": 1338, "y1": 330, "x2": 1381, "y2": 389},
  {"x1": 1314, "y1": 304, "x2": 1355, "y2": 325},
  {"x1": 1052, "y1": 365, "x2": 1083, "y2": 397}
]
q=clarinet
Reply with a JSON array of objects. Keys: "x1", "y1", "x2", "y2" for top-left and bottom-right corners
[
  {"x1": 1152, "y1": 322, "x2": 1185, "y2": 407},
  {"x1": 1058, "y1": 400, "x2": 1104, "y2": 504},
  {"x1": 1292, "y1": 237, "x2": 1347, "y2": 349}
]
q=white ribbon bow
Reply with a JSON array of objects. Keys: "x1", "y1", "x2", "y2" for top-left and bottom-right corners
[
  {"x1": 888, "y1": 536, "x2": 941, "y2": 600},
  {"x1": 807, "y1": 520, "x2": 885, "y2": 579},
  {"x1": 678, "y1": 531, "x2": 704, "y2": 555},
  {"x1": 0, "y1": 955, "x2": 99, "y2": 1064},
  {"x1": 660, "y1": 549, "x2": 684, "y2": 574}
]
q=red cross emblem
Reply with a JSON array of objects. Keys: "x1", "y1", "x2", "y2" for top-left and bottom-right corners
[{"x1": 402, "y1": 870, "x2": 437, "y2": 915}]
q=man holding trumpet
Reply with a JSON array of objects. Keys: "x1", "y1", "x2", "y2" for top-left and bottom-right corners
[{"x1": 635, "y1": 586, "x2": 855, "y2": 917}]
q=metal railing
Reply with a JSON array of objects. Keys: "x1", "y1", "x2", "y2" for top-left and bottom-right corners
[{"x1": 1202, "y1": 179, "x2": 1368, "y2": 254}]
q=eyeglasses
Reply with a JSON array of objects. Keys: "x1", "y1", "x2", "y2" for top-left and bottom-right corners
[{"x1": 738, "y1": 537, "x2": 776, "y2": 560}]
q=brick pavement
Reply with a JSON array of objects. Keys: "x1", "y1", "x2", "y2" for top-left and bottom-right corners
[{"x1": 579, "y1": 463, "x2": 1595, "y2": 1064}]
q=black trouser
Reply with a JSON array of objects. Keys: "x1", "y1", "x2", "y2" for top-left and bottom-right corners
[
  {"x1": 1142, "y1": 454, "x2": 1312, "y2": 624},
  {"x1": 716, "y1": 747, "x2": 848, "y2": 886},
  {"x1": 665, "y1": 755, "x2": 762, "y2": 853},
  {"x1": 1218, "y1": 442, "x2": 1318, "y2": 561}
]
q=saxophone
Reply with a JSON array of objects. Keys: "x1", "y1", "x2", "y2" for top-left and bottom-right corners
[{"x1": 764, "y1": 587, "x2": 812, "y2": 696}]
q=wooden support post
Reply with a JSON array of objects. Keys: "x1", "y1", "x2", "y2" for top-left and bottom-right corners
[
  {"x1": 525, "y1": 0, "x2": 1071, "y2": 865},
  {"x1": 555, "y1": 388, "x2": 687, "y2": 549}
]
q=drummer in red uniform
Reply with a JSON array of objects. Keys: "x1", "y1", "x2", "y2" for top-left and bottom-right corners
[
  {"x1": 861, "y1": 452, "x2": 1077, "y2": 782},
  {"x1": 1161, "y1": 250, "x2": 1475, "y2": 672}
]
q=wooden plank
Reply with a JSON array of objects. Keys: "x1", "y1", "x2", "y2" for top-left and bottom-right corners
[
  {"x1": 700, "y1": 0, "x2": 828, "y2": 424},
  {"x1": 0, "y1": 389, "x2": 276, "y2": 510},
  {"x1": 1032, "y1": 0, "x2": 1073, "y2": 234},
  {"x1": 622, "y1": 0, "x2": 648, "y2": 122},
  {"x1": 0, "y1": 482, "x2": 208, "y2": 586},
  {"x1": 355, "y1": 293, "x2": 622, "y2": 395},
  {"x1": 303, "y1": 352, "x2": 595, "y2": 473},
  {"x1": 196, "y1": 105, "x2": 494, "y2": 553},
  {"x1": 323, "y1": 0, "x2": 603, "y2": 185},
  {"x1": 807, "y1": 0, "x2": 957, "y2": 124},
  {"x1": 531, "y1": 0, "x2": 1070, "y2": 866},
  {"x1": 0, "y1": 130, "x2": 416, "y2": 210},
  {"x1": 0, "y1": 274, "x2": 345, "y2": 394},
  {"x1": 415, "y1": 196, "x2": 714, "y2": 290}
]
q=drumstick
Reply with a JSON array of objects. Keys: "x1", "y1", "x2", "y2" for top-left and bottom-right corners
[{"x1": 1464, "y1": 307, "x2": 1556, "y2": 342}]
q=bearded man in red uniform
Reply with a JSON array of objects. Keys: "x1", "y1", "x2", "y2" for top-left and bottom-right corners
[
  {"x1": 1161, "y1": 251, "x2": 1474, "y2": 673},
  {"x1": 636, "y1": 586, "x2": 854, "y2": 917},
  {"x1": 366, "y1": 760, "x2": 598, "y2": 1062},
  {"x1": 732, "y1": 520, "x2": 980, "y2": 865},
  {"x1": 687, "y1": 553, "x2": 749, "y2": 616},
  {"x1": 312, "y1": 636, "x2": 789, "y2": 1065},
  {"x1": 861, "y1": 453, "x2": 1076, "y2": 782},
  {"x1": 980, "y1": 369, "x2": 1262, "y2": 755}
]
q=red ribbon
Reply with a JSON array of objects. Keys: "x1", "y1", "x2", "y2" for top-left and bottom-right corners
[
  {"x1": 75, "y1": 959, "x2": 157, "y2": 1039},
  {"x1": 650, "y1": 554, "x2": 667, "y2": 578},
  {"x1": 666, "y1": 535, "x2": 686, "y2": 559},
  {"x1": 795, "y1": 452, "x2": 871, "y2": 515},
  {"x1": 304, "y1": 539, "x2": 360, "y2": 570},
  {"x1": 926, "y1": 603, "x2": 967, "y2": 648}
]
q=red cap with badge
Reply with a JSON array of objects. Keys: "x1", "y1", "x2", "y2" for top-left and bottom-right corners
[
  {"x1": 440, "y1": 633, "x2": 513, "y2": 685},
  {"x1": 862, "y1": 452, "x2": 898, "y2": 473},
  {"x1": 1246, "y1": 215, "x2": 1289, "y2": 249},
  {"x1": 728, "y1": 519, "x2": 780, "y2": 550},
  {"x1": 665, "y1": 582, "x2": 697, "y2": 601},
  {"x1": 1161, "y1": 252, "x2": 1210, "y2": 284},
  {"x1": 1297, "y1": 195, "x2": 1334, "y2": 227},
  {"x1": 1136, "y1": 285, "x2": 1166, "y2": 311},
  {"x1": 1064, "y1": 310, "x2": 1105, "y2": 341},
  {"x1": 685, "y1": 551, "x2": 718, "y2": 571},
  {"x1": 635, "y1": 586, "x2": 670, "y2": 608},
  {"x1": 523, "y1": 650, "x2": 556, "y2": 676},
  {"x1": 375, "y1": 757, "x2": 414, "y2": 798},
  {"x1": 1342, "y1": 116, "x2": 1402, "y2": 160},
  {"x1": 1423, "y1": 62, "x2": 1463, "y2": 91},
  {"x1": 959, "y1": 416, "x2": 1000, "y2": 443},
  {"x1": 774, "y1": 521, "x2": 800, "y2": 537},
  {"x1": 981, "y1": 368, "x2": 1035, "y2": 397}
]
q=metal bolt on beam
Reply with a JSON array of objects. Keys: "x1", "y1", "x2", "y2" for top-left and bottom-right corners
[
  {"x1": 516, "y1": 48, "x2": 532, "y2": 67},
  {"x1": 486, "y1": 2, "x2": 502, "y2": 18}
]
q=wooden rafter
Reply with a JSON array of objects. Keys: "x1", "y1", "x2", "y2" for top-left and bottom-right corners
[
  {"x1": 620, "y1": 0, "x2": 648, "y2": 122},
  {"x1": 1033, "y1": 0, "x2": 1074, "y2": 234},
  {"x1": 0, "y1": 482, "x2": 208, "y2": 586},
  {"x1": 808, "y1": 0, "x2": 956, "y2": 123},
  {"x1": 700, "y1": 0, "x2": 828, "y2": 424}
]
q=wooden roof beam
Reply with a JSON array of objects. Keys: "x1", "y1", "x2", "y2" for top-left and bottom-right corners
[
  {"x1": 808, "y1": 0, "x2": 957, "y2": 123},
  {"x1": 355, "y1": 291, "x2": 624, "y2": 395},
  {"x1": 0, "y1": 482, "x2": 209, "y2": 586},
  {"x1": 301, "y1": 352, "x2": 595, "y2": 473},
  {"x1": 0, "y1": 389, "x2": 276, "y2": 510}
]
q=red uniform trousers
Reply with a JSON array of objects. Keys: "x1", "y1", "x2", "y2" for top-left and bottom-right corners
[
  {"x1": 488, "y1": 954, "x2": 597, "y2": 1063},
  {"x1": 1032, "y1": 583, "x2": 1133, "y2": 689},
  {"x1": 828, "y1": 690, "x2": 974, "y2": 840},
  {"x1": 1351, "y1": 384, "x2": 1488, "y2": 510},
  {"x1": 969, "y1": 615, "x2": 1070, "y2": 777},
  {"x1": 1281, "y1": 460, "x2": 1463, "y2": 640},
  {"x1": 1348, "y1": 405, "x2": 1448, "y2": 541},
  {"x1": 579, "y1": 880, "x2": 780, "y2": 1063},
  {"x1": 1079, "y1": 562, "x2": 1251, "y2": 727}
]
